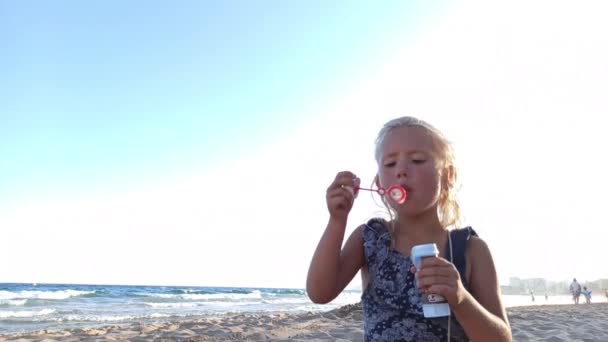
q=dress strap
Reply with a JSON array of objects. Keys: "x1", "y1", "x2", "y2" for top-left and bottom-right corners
[{"x1": 446, "y1": 227, "x2": 478, "y2": 288}]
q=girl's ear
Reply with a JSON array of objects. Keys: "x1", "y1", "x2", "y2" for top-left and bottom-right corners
[{"x1": 442, "y1": 165, "x2": 455, "y2": 190}]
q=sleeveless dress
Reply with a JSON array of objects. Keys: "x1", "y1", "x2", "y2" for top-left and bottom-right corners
[{"x1": 361, "y1": 218, "x2": 477, "y2": 342}]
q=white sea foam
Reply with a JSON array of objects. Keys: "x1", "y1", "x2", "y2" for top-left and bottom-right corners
[
  {"x1": 0, "y1": 299, "x2": 28, "y2": 306},
  {"x1": 150, "y1": 313, "x2": 171, "y2": 318},
  {"x1": 200, "y1": 301, "x2": 261, "y2": 307},
  {"x1": 0, "y1": 289, "x2": 94, "y2": 300},
  {"x1": 62, "y1": 314, "x2": 136, "y2": 322},
  {"x1": 143, "y1": 300, "x2": 263, "y2": 308},
  {"x1": 141, "y1": 290, "x2": 263, "y2": 301},
  {"x1": 262, "y1": 297, "x2": 310, "y2": 305},
  {"x1": 143, "y1": 302, "x2": 199, "y2": 308},
  {"x1": 0, "y1": 309, "x2": 56, "y2": 318},
  {"x1": 60, "y1": 313, "x2": 172, "y2": 322},
  {"x1": 291, "y1": 304, "x2": 339, "y2": 312}
]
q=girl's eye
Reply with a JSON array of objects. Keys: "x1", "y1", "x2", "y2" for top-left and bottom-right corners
[
  {"x1": 384, "y1": 161, "x2": 396, "y2": 167},
  {"x1": 412, "y1": 159, "x2": 426, "y2": 164}
]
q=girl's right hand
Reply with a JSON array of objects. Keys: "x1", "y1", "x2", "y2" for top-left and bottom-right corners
[{"x1": 326, "y1": 171, "x2": 361, "y2": 221}]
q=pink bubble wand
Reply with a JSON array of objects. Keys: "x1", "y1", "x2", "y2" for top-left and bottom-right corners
[{"x1": 354, "y1": 184, "x2": 407, "y2": 204}]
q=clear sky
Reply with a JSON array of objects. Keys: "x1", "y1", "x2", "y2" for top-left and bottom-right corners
[{"x1": 2, "y1": 1, "x2": 607, "y2": 289}]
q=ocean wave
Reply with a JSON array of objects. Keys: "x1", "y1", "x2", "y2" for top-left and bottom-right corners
[
  {"x1": 143, "y1": 302, "x2": 199, "y2": 308},
  {"x1": 290, "y1": 304, "x2": 338, "y2": 312},
  {"x1": 0, "y1": 289, "x2": 95, "y2": 301},
  {"x1": 179, "y1": 288, "x2": 250, "y2": 295},
  {"x1": 0, "y1": 299, "x2": 28, "y2": 306},
  {"x1": 262, "y1": 297, "x2": 310, "y2": 305},
  {"x1": 179, "y1": 289, "x2": 213, "y2": 295},
  {"x1": 266, "y1": 289, "x2": 306, "y2": 296},
  {"x1": 139, "y1": 290, "x2": 263, "y2": 301},
  {"x1": 142, "y1": 300, "x2": 262, "y2": 308},
  {"x1": 59, "y1": 312, "x2": 172, "y2": 322},
  {"x1": 150, "y1": 313, "x2": 171, "y2": 318},
  {"x1": 0, "y1": 309, "x2": 56, "y2": 319},
  {"x1": 200, "y1": 301, "x2": 261, "y2": 307}
]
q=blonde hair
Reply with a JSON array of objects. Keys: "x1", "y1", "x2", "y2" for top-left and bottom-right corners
[{"x1": 374, "y1": 116, "x2": 461, "y2": 230}]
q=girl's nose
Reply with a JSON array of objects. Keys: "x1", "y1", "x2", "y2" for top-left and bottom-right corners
[
  {"x1": 395, "y1": 160, "x2": 408, "y2": 179},
  {"x1": 396, "y1": 167, "x2": 408, "y2": 179}
]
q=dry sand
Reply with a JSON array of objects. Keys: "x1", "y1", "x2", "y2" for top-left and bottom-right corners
[{"x1": 2, "y1": 303, "x2": 608, "y2": 341}]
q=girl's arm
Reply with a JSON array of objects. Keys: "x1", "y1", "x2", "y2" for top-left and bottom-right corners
[
  {"x1": 306, "y1": 219, "x2": 365, "y2": 304},
  {"x1": 452, "y1": 237, "x2": 512, "y2": 341}
]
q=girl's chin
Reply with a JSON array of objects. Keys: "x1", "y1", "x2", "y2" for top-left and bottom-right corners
[
  {"x1": 390, "y1": 204, "x2": 415, "y2": 214},
  {"x1": 392, "y1": 204, "x2": 434, "y2": 217}
]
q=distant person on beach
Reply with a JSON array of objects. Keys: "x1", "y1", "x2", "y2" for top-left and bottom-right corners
[
  {"x1": 582, "y1": 287, "x2": 591, "y2": 304},
  {"x1": 307, "y1": 116, "x2": 512, "y2": 341},
  {"x1": 570, "y1": 278, "x2": 582, "y2": 304},
  {"x1": 605, "y1": 289, "x2": 608, "y2": 302}
]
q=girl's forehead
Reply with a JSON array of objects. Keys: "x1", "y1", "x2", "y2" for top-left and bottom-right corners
[{"x1": 381, "y1": 126, "x2": 438, "y2": 153}]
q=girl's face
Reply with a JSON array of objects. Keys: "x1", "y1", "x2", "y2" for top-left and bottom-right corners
[{"x1": 377, "y1": 126, "x2": 444, "y2": 216}]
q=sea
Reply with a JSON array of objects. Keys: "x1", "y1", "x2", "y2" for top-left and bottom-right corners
[{"x1": 0, "y1": 283, "x2": 585, "y2": 335}]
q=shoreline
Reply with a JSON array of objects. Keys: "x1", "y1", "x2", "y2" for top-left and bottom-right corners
[{"x1": 2, "y1": 302, "x2": 608, "y2": 341}]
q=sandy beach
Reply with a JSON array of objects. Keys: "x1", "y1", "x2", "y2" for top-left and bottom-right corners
[{"x1": 2, "y1": 302, "x2": 608, "y2": 341}]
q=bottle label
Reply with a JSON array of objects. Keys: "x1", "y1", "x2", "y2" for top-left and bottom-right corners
[{"x1": 421, "y1": 293, "x2": 447, "y2": 305}]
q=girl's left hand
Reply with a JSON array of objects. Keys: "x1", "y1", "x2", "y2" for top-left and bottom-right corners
[{"x1": 411, "y1": 257, "x2": 467, "y2": 307}]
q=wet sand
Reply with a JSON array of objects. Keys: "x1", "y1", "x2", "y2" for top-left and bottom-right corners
[{"x1": 2, "y1": 302, "x2": 608, "y2": 341}]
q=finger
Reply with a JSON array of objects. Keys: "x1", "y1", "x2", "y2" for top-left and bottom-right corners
[
  {"x1": 335, "y1": 171, "x2": 358, "y2": 183},
  {"x1": 418, "y1": 264, "x2": 458, "y2": 278},
  {"x1": 420, "y1": 257, "x2": 452, "y2": 268},
  {"x1": 329, "y1": 195, "x2": 353, "y2": 210},
  {"x1": 327, "y1": 173, "x2": 358, "y2": 192},
  {"x1": 351, "y1": 177, "x2": 361, "y2": 197},
  {"x1": 336, "y1": 171, "x2": 356, "y2": 179},
  {"x1": 426, "y1": 284, "x2": 455, "y2": 298},
  {"x1": 416, "y1": 275, "x2": 454, "y2": 289},
  {"x1": 327, "y1": 187, "x2": 355, "y2": 203},
  {"x1": 328, "y1": 184, "x2": 357, "y2": 203},
  {"x1": 417, "y1": 269, "x2": 460, "y2": 288},
  {"x1": 337, "y1": 175, "x2": 358, "y2": 188},
  {"x1": 333, "y1": 198, "x2": 351, "y2": 211},
  {"x1": 333, "y1": 171, "x2": 357, "y2": 186},
  {"x1": 327, "y1": 193, "x2": 355, "y2": 211},
  {"x1": 342, "y1": 185, "x2": 355, "y2": 197}
]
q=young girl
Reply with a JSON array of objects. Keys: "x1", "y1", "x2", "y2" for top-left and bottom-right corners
[
  {"x1": 582, "y1": 287, "x2": 592, "y2": 304},
  {"x1": 307, "y1": 116, "x2": 511, "y2": 341}
]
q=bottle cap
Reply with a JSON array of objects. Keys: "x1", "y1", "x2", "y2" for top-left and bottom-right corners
[{"x1": 411, "y1": 243, "x2": 439, "y2": 269}]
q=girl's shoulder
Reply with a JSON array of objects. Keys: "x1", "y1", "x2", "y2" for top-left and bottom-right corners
[
  {"x1": 456, "y1": 227, "x2": 494, "y2": 264},
  {"x1": 359, "y1": 218, "x2": 392, "y2": 258},
  {"x1": 363, "y1": 217, "x2": 390, "y2": 231},
  {"x1": 359, "y1": 218, "x2": 391, "y2": 240},
  {"x1": 450, "y1": 226, "x2": 478, "y2": 239},
  {"x1": 460, "y1": 228, "x2": 489, "y2": 255}
]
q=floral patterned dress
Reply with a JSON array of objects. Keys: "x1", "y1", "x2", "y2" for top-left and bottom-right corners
[{"x1": 361, "y1": 218, "x2": 476, "y2": 341}]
